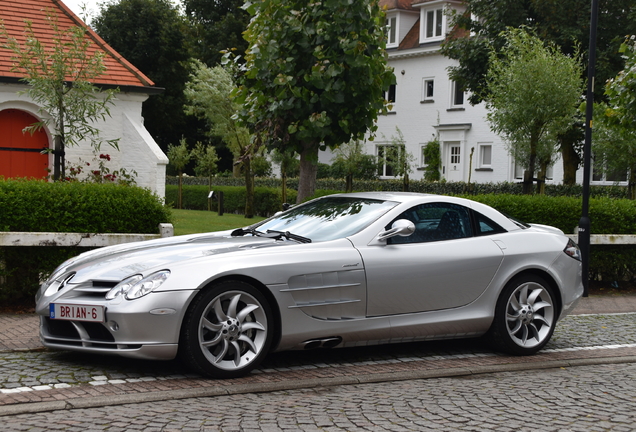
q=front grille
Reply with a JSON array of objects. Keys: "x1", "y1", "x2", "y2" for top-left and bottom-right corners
[
  {"x1": 64, "y1": 280, "x2": 119, "y2": 299},
  {"x1": 43, "y1": 317, "x2": 115, "y2": 343}
]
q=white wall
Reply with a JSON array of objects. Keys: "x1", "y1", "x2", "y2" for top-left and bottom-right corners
[{"x1": 0, "y1": 82, "x2": 168, "y2": 197}]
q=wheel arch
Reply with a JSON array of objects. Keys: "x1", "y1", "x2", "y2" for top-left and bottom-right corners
[
  {"x1": 507, "y1": 268, "x2": 563, "y2": 318},
  {"x1": 192, "y1": 274, "x2": 283, "y2": 352}
]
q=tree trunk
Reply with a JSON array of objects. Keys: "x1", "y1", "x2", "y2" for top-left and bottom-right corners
[
  {"x1": 53, "y1": 135, "x2": 63, "y2": 181},
  {"x1": 537, "y1": 163, "x2": 547, "y2": 195},
  {"x1": 523, "y1": 136, "x2": 538, "y2": 195},
  {"x1": 561, "y1": 139, "x2": 580, "y2": 186},
  {"x1": 55, "y1": 100, "x2": 66, "y2": 180},
  {"x1": 232, "y1": 156, "x2": 242, "y2": 178},
  {"x1": 297, "y1": 145, "x2": 319, "y2": 203},
  {"x1": 345, "y1": 174, "x2": 353, "y2": 193},
  {"x1": 522, "y1": 170, "x2": 533, "y2": 194},
  {"x1": 402, "y1": 171, "x2": 409, "y2": 192}
]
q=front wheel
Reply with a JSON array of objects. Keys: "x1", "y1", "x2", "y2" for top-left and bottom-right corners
[
  {"x1": 487, "y1": 274, "x2": 557, "y2": 355},
  {"x1": 179, "y1": 280, "x2": 273, "y2": 378}
]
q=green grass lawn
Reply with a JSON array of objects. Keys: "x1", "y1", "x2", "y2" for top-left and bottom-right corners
[{"x1": 170, "y1": 209, "x2": 266, "y2": 236}]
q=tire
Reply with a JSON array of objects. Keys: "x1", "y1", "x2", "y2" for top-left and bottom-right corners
[
  {"x1": 487, "y1": 274, "x2": 557, "y2": 356},
  {"x1": 179, "y1": 280, "x2": 273, "y2": 378}
]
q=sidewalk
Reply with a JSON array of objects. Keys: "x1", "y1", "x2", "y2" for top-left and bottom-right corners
[{"x1": 1, "y1": 295, "x2": 635, "y2": 416}]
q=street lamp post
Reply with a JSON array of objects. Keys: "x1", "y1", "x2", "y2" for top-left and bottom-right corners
[{"x1": 580, "y1": 0, "x2": 599, "y2": 297}]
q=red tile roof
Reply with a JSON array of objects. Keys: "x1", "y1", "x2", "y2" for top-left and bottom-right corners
[{"x1": 0, "y1": 0, "x2": 155, "y2": 88}]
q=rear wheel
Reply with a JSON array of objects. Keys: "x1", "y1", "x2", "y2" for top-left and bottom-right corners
[
  {"x1": 179, "y1": 280, "x2": 272, "y2": 378},
  {"x1": 488, "y1": 274, "x2": 556, "y2": 355}
]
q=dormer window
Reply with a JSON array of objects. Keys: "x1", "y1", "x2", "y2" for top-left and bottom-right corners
[
  {"x1": 419, "y1": 1, "x2": 451, "y2": 43},
  {"x1": 386, "y1": 15, "x2": 398, "y2": 48},
  {"x1": 425, "y1": 8, "x2": 443, "y2": 39}
]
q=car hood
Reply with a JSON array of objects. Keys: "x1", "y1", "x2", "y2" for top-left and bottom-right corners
[{"x1": 59, "y1": 232, "x2": 289, "y2": 283}]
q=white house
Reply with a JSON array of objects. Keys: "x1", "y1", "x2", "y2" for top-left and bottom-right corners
[
  {"x1": 0, "y1": 0, "x2": 168, "y2": 197},
  {"x1": 321, "y1": 0, "x2": 615, "y2": 187}
]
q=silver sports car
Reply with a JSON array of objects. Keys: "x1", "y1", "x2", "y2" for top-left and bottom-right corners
[{"x1": 35, "y1": 192, "x2": 583, "y2": 378}]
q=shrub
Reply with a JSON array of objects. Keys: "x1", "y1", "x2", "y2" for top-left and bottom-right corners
[
  {"x1": 468, "y1": 194, "x2": 636, "y2": 235},
  {"x1": 166, "y1": 176, "x2": 631, "y2": 199},
  {"x1": 0, "y1": 179, "x2": 171, "y2": 305},
  {"x1": 0, "y1": 180, "x2": 171, "y2": 233}
]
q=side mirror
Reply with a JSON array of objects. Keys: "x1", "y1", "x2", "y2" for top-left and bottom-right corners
[{"x1": 377, "y1": 219, "x2": 415, "y2": 241}]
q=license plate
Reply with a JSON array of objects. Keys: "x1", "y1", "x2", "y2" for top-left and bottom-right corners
[{"x1": 50, "y1": 303, "x2": 105, "y2": 323}]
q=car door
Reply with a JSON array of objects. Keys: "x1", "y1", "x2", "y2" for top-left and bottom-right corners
[{"x1": 358, "y1": 202, "x2": 504, "y2": 317}]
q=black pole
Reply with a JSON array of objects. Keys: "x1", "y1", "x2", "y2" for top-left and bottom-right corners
[{"x1": 580, "y1": 0, "x2": 599, "y2": 297}]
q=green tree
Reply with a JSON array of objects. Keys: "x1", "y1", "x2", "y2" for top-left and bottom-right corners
[
  {"x1": 331, "y1": 139, "x2": 377, "y2": 192},
  {"x1": 422, "y1": 138, "x2": 441, "y2": 182},
  {"x1": 191, "y1": 141, "x2": 219, "y2": 209},
  {"x1": 596, "y1": 36, "x2": 636, "y2": 199},
  {"x1": 605, "y1": 36, "x2": 636, "y2": 129},
  {"x1": 270, "y1": 149, "x2": 299, "y2": 205},
  {"x1": 0, "y1": 13, "x2": 119, "y2": 180},
  {"x1": 182, "y1": 0, "x2": 250, "y2": 66},
  {"x1": 486, "y1": 28, "x2": 582, "y2": 194},
  {"x1": 167, "y1": 138, "x2": 192, "y2": 209},
  {"x1": 93, "y1": 0, "x2": 201, "y2": 153},
  {"x1": 251, "y1": 156, "x2": 273, "y2": 178},
  {"x1": 441, "y1": 0, "x2": 636, "y2": 184},
  {"x1": 184, "y1": 59, "x2": 257, "y2": 218},
  {"x1": 382, "y1": 127, "x2": 416, "y2": 192},
  {"x1": 590, "y1": 103, "x2": 636, "y2": 198},
  {"x1": 235, "y1": 0, "x2": 395, "y2": 203}
]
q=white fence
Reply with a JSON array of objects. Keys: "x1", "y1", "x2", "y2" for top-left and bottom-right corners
[
  {"x1": 0, "y1": 228, "x2": 632, "y2": 247},
  {"x1": 565, "y1": 234, "x2": 636, "y2": 245},
  {"x1": 0, "y1": 223, "x2": 174, "y2": 247}
]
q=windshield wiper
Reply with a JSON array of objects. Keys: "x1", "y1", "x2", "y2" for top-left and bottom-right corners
[
  {"x1": 231, "y1": 228, "x2": 311, "y2": 243},
  {"x1": 265, "y1": 230, "x2": 312, "y2": 243},
  {"x1": 231, "y1": 227, "x2": 265, "y2": 237}
]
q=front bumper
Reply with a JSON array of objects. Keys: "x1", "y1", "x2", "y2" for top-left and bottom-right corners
[{"x1": 38, "y1": 289, "x2": 196, "y2": 360}]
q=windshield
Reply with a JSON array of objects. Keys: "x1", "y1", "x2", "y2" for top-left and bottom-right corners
[{"x1": 253, "y1": 197, "x2": 398, "y2": 242}]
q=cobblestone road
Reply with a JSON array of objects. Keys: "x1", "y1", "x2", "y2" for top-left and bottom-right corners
[
  {"x1": 2, "y1": 313, "x2": 636, "y2": 391},
  {"x1": 1, "y1": 362, "x2": 634, "y2": 431},
  {"x1": 0, "y1": 312, "x2": 635, "y2": 430}
]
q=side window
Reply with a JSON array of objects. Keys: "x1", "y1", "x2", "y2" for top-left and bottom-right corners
[
  {"x1": 388, "y1": 203, "x2": 473, "y2": 244},
  {"x1": 474, "y1": 211, "x2": 506, "y2": 236}
]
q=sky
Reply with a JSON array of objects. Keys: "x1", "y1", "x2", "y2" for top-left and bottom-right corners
[
  {"x1": 60, "y1": 0, "x2": 181, "y2": 22},
  {"x1": 60, "y1": 0, "x2": 101, "y2": 19}
]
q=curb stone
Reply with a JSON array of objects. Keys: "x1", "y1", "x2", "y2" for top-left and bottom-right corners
[{"x1": 1, "y1": 356, "x2": 635, "y2": 417}]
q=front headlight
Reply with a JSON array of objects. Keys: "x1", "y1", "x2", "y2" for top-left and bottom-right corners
[
  {"x1": 105, "y1": 274, "x2": 143, "y2": 300},
  {"x1": 105, "y1": 270, "x2": 170, "y2": 300}
]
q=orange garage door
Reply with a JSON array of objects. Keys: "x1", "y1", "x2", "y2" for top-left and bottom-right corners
[{"x1": 0, "y1": 109, "x2": 49, "y2": 179}]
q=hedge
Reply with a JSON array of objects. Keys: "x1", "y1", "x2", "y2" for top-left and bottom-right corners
[
  {"x1": 166, "y1": 176, "x2": 631, "y2": 199},
  {"x1": 166, "y1": 185, "x2": 299, "y2": 216},
  {"x1": 0, "y1": 180, "x2": 171, "y2": 305},
  {"x1": 466, "y1": 194, "x2": 636, "y2": 283},
  {"x1": 467, "y1": 194, "x2": 636, "y2": 235},
  {"x1": 0, "y1": 180, "x2": 171, "y2": 233}
]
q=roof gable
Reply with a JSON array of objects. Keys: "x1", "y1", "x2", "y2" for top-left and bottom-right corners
[{"x1": 0, "y1": 0, "x2": 155, "y2": 88}]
